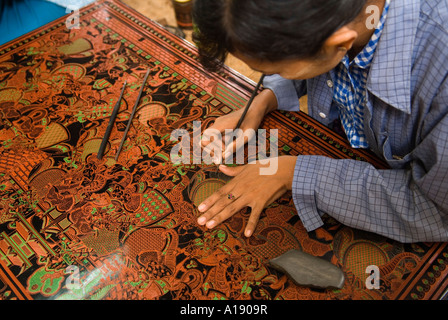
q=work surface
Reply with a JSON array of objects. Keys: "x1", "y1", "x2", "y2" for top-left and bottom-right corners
[{"x1": 0, "y1": 0, "x2": 447, "y2": 300}]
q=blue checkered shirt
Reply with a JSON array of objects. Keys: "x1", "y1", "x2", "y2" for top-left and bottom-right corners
[
  {"x1": 333, "y1": 0, "x2": 390, "y2": 148},
  {"x1": 263, "y1": 0, "x2": 448, "y2": 243}
]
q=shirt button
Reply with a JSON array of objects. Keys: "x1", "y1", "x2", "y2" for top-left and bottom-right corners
[
  {"x1": 319, "y1": 112, "x2": 327, "y2": 119},
  {"x1": 326, "y1": 80, "x2": 334, "y2": 88}
]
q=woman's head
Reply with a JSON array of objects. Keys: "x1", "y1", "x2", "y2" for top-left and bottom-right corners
[{"x1": 193, "y1": 0, "x2": 368, "y2": 77}]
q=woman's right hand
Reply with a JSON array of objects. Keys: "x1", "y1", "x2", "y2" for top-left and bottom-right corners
[{"x1": 201, "y1": 89, "x2": 278, "y2": 163}]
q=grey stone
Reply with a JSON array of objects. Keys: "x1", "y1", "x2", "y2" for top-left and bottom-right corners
[{"x1": 268, "y1": 249, "x2": 345, "y2": 289}]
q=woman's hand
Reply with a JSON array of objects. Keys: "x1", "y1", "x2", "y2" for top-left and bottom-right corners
[
  {"x1": 201, "y1": 89, "x2": 278, "y2": 161},
  {"x1": 196, "y1": 156, "x2": 298, "y2": 237}
]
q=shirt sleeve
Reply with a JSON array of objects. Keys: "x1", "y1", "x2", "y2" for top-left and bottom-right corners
[
  {"x1": 262, "y1": 74, "x2": 306, "y2": 112},
  {"x1": 291, "y1": 80, "x2": 448, "y2": 243}
]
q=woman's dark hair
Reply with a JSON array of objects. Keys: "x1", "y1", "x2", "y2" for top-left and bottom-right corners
[{"x1": 192, "y1": 0, "x2": 368, "y2": 71}]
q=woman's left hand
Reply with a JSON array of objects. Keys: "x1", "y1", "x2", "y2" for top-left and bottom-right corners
[{"x1": 196, "y1": 156, "x2": 298, "y2": 237}]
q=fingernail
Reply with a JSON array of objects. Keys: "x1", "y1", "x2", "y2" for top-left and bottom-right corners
[
  {"x1": 206, "y1": 220, "x2": 216, "y2": 228},
  {"x1": 197, "y1": 216, "x2": 206, "y2": 225},
  {"x1": 245, "y1": 229, "x2": 252, "y2": 237},
  {"x1": 198, "y1": 204, "x2": 206, "y2": 212}
]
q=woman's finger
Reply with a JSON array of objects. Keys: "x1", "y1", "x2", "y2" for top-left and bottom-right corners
[
  {"x1": 203, "y1": 196, "x2": 248, "y2": 229},
  {"x1": 197, "y1": 181, "x2": 237, "y2": 219},
  {"x1": 244, "y1": 203, "x2": 264, "y2": 237},
  {"x1": 222, "y1": 128, "x2": 256, "y2": 159},
  {"x1": 202, "y1": 140, "x2": 223, "y2": 163}
]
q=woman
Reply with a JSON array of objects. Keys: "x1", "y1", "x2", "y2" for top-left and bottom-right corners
[{"x1": 192, "y1": 0, "x2": 448, "y2": 243}]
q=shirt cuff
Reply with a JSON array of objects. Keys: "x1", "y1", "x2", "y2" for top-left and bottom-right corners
[
  {"x1": 263, "y1": 74, "x2": 301, "y2": 112},
  {"x1": 291, "y1": 156, "x2": 325, "y2": 231}
]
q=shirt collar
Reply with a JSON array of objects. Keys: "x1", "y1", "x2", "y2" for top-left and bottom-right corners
[{"x1": 366, "y1": 0, "x2": 420, "y2": 114}]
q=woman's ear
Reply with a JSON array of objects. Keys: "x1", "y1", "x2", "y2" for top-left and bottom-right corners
[{"x1": 323, "y1": 26, "x2": 358, "y2": 54}]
